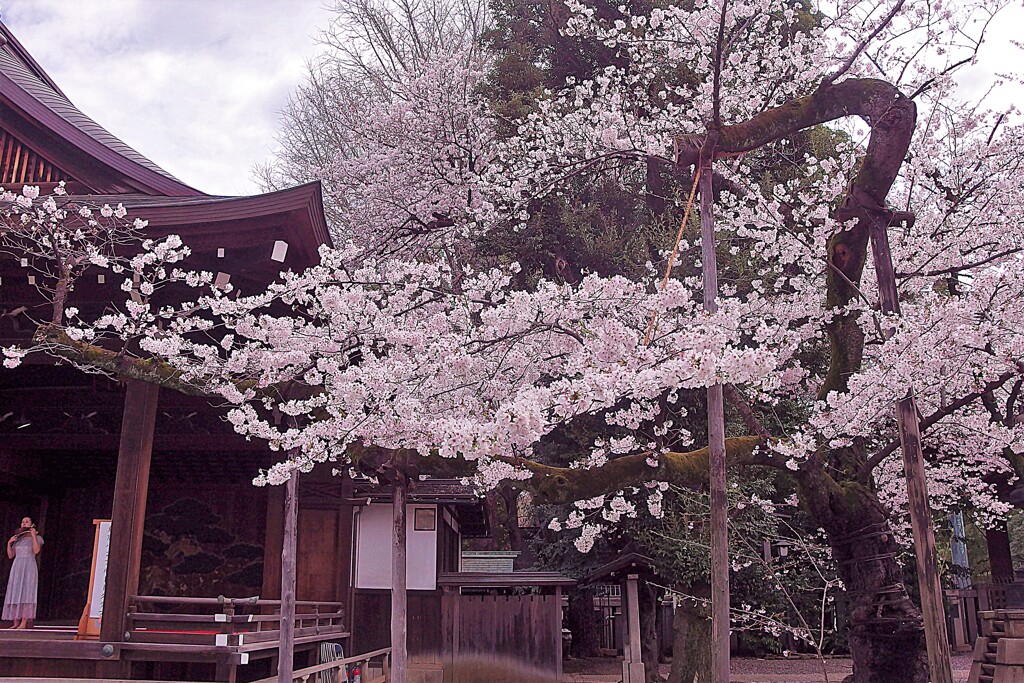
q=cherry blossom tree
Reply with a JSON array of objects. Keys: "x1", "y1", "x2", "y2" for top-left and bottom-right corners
[
  {"x1": 3, "y1": 1, "x2": 1024, "y2": 681},
  {"x1": 257, "y1": 0, "x2": 492, "y2": 260}
]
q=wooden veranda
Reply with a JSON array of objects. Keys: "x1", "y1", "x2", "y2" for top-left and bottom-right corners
[{"x1": 0, "y1": 595, "x2": 348, "y2": 682}]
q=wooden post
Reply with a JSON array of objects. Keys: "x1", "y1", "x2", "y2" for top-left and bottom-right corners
[
  {"x1": 622, "y1": 574, "x2": 645, "y2": 683},
  {"x1": 279, "y1": 469, "x2": 299, "y2": 683},
  {"x1": 554, "y1": 585, "x2": 564, "y2": 682},
  {"x1": 100, "y1": 379, "x2": 158, "y2": 644},
  {"x1": 699, "y1": 139, "x2": 730, "y2": 683},
  {"x1": 868, "y1": 218, "x2": 953, "y2": 683},
  {"x1": 392, "y1": 475, "x2": 408, "y2": 683}
]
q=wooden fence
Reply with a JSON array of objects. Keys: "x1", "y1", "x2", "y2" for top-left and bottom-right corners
[
  {"x1": 948, "y1": 584, "x2": 1010, "y2": 652},
  {"x1": 252, "y1": 646, "x2": 392, "y2": 683},
  {"x1": 126, "y1": 595, "x2": 347, "y2": 650},
  {"x1": 442, "y1": 592, "x2": 562, "y2": 683}
]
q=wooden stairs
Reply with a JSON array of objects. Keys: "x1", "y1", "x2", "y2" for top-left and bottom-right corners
[{"x1": 969, "y1": 610, "x2": 1024, "y2": 683}]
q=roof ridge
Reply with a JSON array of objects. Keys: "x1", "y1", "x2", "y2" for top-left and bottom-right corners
[{"x1": 0, "y1": 20, "x2": 66, "y2": 97}]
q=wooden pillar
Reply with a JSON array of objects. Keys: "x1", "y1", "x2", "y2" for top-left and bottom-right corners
[
  {"x1": 622, "y1": 574, "x2": 645, "y2": 683},
  {"x1": 99, "y1": 379, "x2": 158, "y2": 644},
  {"x1": 262, "y1": 484, "x2": 285, "y2": 600},
  {"x1": 868, "y1": 218, "x2": 953, "y2": 683},
  {"x1": 392, "y1": 475, "x2": 408, "y2": 683},
  {"x1": 279, "y1": 470, "x2": 298, "y2": 683},
  {"x1": 699, "y1": 137, "x2": 730, "y2": 683}
]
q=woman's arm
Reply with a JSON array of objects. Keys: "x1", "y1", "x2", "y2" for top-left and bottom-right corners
[
  {"x1": 6, "y1": 536, "x2": 15, "y2": 560},
  {"x1": 29, "y1": 529, "x2": 41, "y2": 555}
]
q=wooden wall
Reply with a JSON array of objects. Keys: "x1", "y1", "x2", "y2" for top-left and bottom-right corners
[
  {"x1": 261, "y1": 472, "x2": 353, "y2": 609},
  {"x1": 138, "y1": 482, "x2": 268, "y2": 599},
  {"x1": 441, "y1": 591, "x2": 562, "y2": 683},
  {"x1": 351, "y1": 589, "x2": 443, "y2": 663}
]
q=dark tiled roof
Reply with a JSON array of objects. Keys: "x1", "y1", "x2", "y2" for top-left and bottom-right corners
[
  {"x1": 437, "y1": 572, "x2": 576, "y2": 588},
  {"x1": 0, "y1": 21, "x2": 200, "y2": 196},
  {"x1": 582, "y1": 553, "x2": 658, "y2": 585},
  {"x1": 353, "y1": 478, "x2": 481, "y2": 503}
]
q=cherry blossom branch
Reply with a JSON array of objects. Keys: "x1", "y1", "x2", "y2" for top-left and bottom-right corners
[
  {"x1": 30, "y1": 323, "x2": 290, "y2": 400},
  {"x1": 820, "y1": 0, "x2": 908, "y2": 89},
  {"x1": 859, "y1": 369, "x2": 1019, "y2": 477},
  {"x1": 724, "y1": 383, "x2": 771, "y2": 439}
]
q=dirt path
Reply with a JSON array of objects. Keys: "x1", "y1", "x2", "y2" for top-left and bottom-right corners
[{"x1": 562, "y1": 654, "x2": 974, "y2": 682}]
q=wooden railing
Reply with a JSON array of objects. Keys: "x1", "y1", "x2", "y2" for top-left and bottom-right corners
[
  {"x1": 252, "y1": 646, "x2": 392, "y2": 683},
  {"x1": 126, "y1": 595, "x2": 347, "y2": 649},
  {"x1": 947, "y1": 584, "x2": 1012, "y2": 652}
]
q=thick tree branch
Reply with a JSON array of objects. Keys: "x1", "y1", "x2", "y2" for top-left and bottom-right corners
[
  {"x1": 347, "y1": 435, "x2": 770, "y2": 504},
  {"x1": 516, "y1": 435, "x2": 767, "y2": 504},
  {"x1": 31, "y1": 323, "x2": 289, "y2": 400},
  {"x1": 676, "y1": 78, "x2": 914, "y2": 206}
]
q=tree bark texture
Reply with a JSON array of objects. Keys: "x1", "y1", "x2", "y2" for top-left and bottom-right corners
[
  {"x1": 567, "y1": 586, "x2": 602, "y2": 659},
  {"x1": 640, "y1": 580, "x2": 664, "y2": 683},
  {"x1": 799, "y1": 466, "x2": 928, "y2": 683},
  {"x1": 667, "y1": 584, "x2": 711, "y2": 683},
  {"x1": 986, "y1": 523, "x2": 1015, "y2": 583}
]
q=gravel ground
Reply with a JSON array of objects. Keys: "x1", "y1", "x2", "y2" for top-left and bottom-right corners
[{"x1": 563, "y1": 654, "x2": 975, "y2": 682}]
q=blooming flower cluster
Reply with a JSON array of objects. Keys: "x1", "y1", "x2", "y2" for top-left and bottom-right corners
[{"x1": 0, "y1": 1, "x2": 1022, "y2": 563}]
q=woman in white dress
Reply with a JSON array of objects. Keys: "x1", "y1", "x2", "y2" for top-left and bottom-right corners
[{"x1": 4, "y1": 516, "x2": 43, "y2": 629}]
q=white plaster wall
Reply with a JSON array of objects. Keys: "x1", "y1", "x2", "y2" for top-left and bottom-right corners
[{"x1": 354, "y1": 504, "x2": 438, "y2": 590}]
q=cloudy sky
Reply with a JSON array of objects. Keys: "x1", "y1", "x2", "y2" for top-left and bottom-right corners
[
  {"x1": 0, "y1": 0, "x2": 1020, "y2": 197},
  {"x1": 2, "y1": 0, "x2": 328, "y2": 196}
]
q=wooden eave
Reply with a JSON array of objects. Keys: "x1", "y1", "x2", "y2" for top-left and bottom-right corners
[
  {"x1": 0, "y1": 21, "x2": 67, "y2": 98},
  {"x1": 65, "y1": 181, "x2": 332, "y2": 268},
  {"x1": 581, "y1": 552, "x2": 658, "y2": 585},
  {"x1": 0, "y1": 72, "x2": 200, "y2": 197}
]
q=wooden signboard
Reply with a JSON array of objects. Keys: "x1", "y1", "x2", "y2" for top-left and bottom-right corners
[{"x1": 76, "y1": 519, "x2": 111, "y2": 639}]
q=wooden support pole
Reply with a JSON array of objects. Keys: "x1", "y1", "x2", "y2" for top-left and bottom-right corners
[
  {"x1": 100, "y1": 379, "x2": 159, "y2": 644},
  {"x1": 699, "y1": 138, "x2": 730, "y2": 683},
  {"x1": 868, "y1": 219, "x2": 953, "y2": 683},
  {"x1": 392, "y1": 474, "x2": 408, "y2": 683},
  {"x1": 622, "y1": 574, "x2": 645, "y2": 683},
  {"x1": 279, "y1": 469, "x2": 298, "y2": 683}
]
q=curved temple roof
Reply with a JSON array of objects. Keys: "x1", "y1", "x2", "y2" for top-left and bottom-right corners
[
  {"x1": 0, "y1": 20, "x2": 332, "y2": 266},
  {"x1": 0, "y1": 20, "x2": 200, "y2": 196}
]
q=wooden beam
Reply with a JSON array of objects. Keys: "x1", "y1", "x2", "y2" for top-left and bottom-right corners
[
  {"x1": 278, "y1": 470, "x2": 298, "y2": 683},
  {"x1": 868, "y1": 218, "x2": 953, "y2": 683},
  {"x1": 100, "y1": 380, "x2": 158, "y2": 644},
  {"x1": 700, "y1": 139, "x2": 730, "y2": 683},
  {"x1": 391, "y1": 474, "x2": 408, "y2": 683}
]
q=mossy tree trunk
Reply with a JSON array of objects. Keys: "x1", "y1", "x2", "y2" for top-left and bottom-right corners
[{"x1": 667, "y1": 583, "x2": 711, "y2": 683}]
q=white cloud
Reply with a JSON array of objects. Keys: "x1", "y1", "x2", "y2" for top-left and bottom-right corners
[
  {"x1": 953, "y1": 3, "x2": 1024, "y2": 112},
  {"x1": 3, "y1": 0, "x2": 327, "y2": 196}
]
